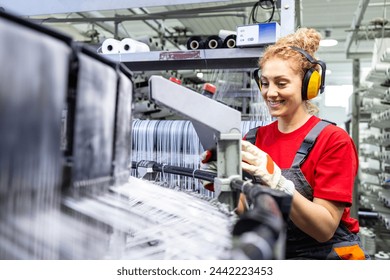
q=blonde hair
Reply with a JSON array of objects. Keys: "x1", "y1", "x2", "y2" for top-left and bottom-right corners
[
  {"x1": 259, "y1": 28, "x2": 322, "y2": 114},
  {"x1": 304, "y1": 100, "x2": 319, "y2": 115}
]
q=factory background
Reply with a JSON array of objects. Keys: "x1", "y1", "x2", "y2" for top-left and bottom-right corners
[{"x1": 0, "y1": 0, "x2": 389, "y2": 260}]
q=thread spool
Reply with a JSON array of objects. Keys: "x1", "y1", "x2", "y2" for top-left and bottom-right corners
[
  {"x1": 101, "y1": 38, "x2": 120, "y2": 54},
  {"x1": 133, "y1": 100, "x2": 158, "y2": 113},
  {"x1": 204, "y1": 35, "x2": 223, "y2": 49},
  {"x1": 385, "y1": 88, "x2": 390, "y2": 101},
  {"x1": 218, "y1": 29, "x2": 236, "y2": 40},
  {"x1": 120, "y1": 38, "x2": 150, "y2": 53},
  {"x1": 366, "y1": 70, "x2": 386, "y2": 83},
  {"x1": 135, "y1": 35, "x2": 159, "y2": 51},
  {"x1": 201, "y1": 83, "x2": 217, "y2": 98},
  {"x1": 373, "y1": 63, "x2": 390, "y2": 74},
  {"x1": 223, "y1": 34, "x2": 237, "y2": 49},
  {"x1": 381, "y1": 48, "x2": 390, "y2": 63},
  {"x1": 364, "y1": 231, "x2": 376, "y2": 255},
  {"x1": 186, "y1": 36, "x2": 204, "y2": 50},
  {"x1": 385, "y1": 217, "x2": 390, "y2": 229},
  {"x1": 374, "y1": 251, "x2": 390, "y2": 259},
  {"x1": 362, "y1": 98, "x2": 372, "y2": 109},
  {"x1": 359, "y1": 227, "x2": 376, "y2": 256}
]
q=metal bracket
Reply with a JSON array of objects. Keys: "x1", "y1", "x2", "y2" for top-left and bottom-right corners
[{"x1": 148, "y1": 75, "x2": 242, "y2": 211}]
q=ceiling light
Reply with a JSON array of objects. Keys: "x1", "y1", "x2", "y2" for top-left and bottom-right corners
[
  {"x1": 196, "y1": 72, "x2": 203, "y2": 79},
  {"x1": 320, "y1": 29, "x2": 338, "y2": 47},
  {"x1": 320, "y1": 39, "x2": 338, "y2": 47}
]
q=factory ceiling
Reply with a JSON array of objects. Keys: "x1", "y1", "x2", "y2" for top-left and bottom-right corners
[{"x1": 2, "y1": 0, "x2": 389, "y2": 86}]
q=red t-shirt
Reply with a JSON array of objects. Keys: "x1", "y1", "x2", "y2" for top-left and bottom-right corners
[{"x1": 248, "y1": 115, "x2": 359, "y2": 233}]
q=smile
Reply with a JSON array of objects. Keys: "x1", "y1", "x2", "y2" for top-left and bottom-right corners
[{"x1": 268, "y1": 100, "x2": 285, "y2": 107}]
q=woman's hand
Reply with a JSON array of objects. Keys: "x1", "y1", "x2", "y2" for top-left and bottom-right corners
[{"x1": 241, "y1": 140, "x2": 295, "y2": 195}]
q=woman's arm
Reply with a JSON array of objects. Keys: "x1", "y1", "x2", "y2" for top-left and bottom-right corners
[{"x1": 289, "y1": 193, "x2": 345, "y2": 242}]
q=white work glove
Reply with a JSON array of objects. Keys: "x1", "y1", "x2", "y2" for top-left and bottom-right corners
[
  {"x1": 199, "y1": 149, "x2": 217, "y2": 192},
  {"x1": 241, "y1": 140, "x2": 295, "y2": 195}
]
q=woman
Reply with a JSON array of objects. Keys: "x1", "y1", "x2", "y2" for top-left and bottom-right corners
[{"x1": 241, "y1": 27, "x2": 369, "y2": 260}]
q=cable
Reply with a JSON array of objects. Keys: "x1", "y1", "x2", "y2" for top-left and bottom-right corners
[
  {"x1": 131, "y1": 160, "x2": 217, "y2": 182},
  {"x1": 229, "y1": 178, "x2": 292, "y2": 259},
  {"x1": 249, "y1": 0, "x2": 276, "y2": 24},
  {"x1": 230, "y1": 178, "x2": 292, "y2": 221},
  {"x1": 131, "y1": 161, "x2": 292, "y2": 218}
]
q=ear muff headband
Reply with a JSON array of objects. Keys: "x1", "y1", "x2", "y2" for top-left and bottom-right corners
[
  {"x1": 290, "y1": 46, "x2": 326, "y2": 100},
  {"x1": 254, "y1": 68, "x2": 261, "y2": 91}
]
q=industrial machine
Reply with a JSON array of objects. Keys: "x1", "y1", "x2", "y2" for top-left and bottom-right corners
[{"x1": 0, "y1": 9, "x2": 291, "y2": 260}]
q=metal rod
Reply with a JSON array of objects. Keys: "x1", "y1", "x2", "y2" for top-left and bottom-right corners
[
  {"x1": 131, "y1": 160, "x2": 217, "y2": 182},
  {"x1": 345, "y1": 0, "x2": 370, "y2": 58}
]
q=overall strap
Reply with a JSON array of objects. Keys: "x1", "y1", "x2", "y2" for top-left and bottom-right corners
[
  {"x1": 245, "y1": 126, "x2": 260, "y2": 145},
  {"x1": 291, "y1": 119, "x2": 335, "y2": 168}
]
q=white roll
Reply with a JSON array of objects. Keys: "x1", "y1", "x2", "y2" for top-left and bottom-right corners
[
  {"x1": 374, "y1": 251, "x2": 390, "y2": 260},
  {"x1": 120, "y1": 38, "x2": 150, "y2": 53},
  {"x1": 135, "y1": 35, "x2": 159, "y2": 51},
  {"x1": 362, "y1": 97, "x2": 372, "y2": 108},
  {"x1": 386, "y1": 109, "x2": 390, "y2": 119},
  {"x1": 365, "y1": 69, "x2": 385, "y2": 83},
  {"x1": 372, "y1": 98, "x2": 383, "y2": 105},
  {"x1": 133, "y1": 100, "x2": 157, "y2": 113},
  {"x1": 373, "y1": 63, "x2": 390, "y2": 74},
  {"x1": 359, "y1": 227, "x2": 376, "y2": 256},
  {"x1": 218, "y1": 29, "x2": 236, "y2": 40},
  {"x1": 385, "y1": 89, "x2": 390, "y2": 101},
  {"x1": 381, "y1": 48, "x2": 390, "y2": 63},
  {"x1": 101, "y1": 38, "x2": 120, "y2": 54}
]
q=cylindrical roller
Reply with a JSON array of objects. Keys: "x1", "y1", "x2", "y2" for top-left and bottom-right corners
[
  {"x1": 205, "y1": 35, "x2": 223, "y2": 49},
  {"x1": 186, "y1": 36, "x2": 204, "y2": 50},
  {"x1": 381, "y1": 48, "x2": 390, "y2": 63},
  {"x1": 101, "y1": 38, "x2": 120, "y2": 54},
  {"x1": 223, "y1": 34, "x2": 237, "y2": 49},
  {"x1": 218, "y1": 29, "x2": 236, "y2": 40},
  {"x1": 133, "y1": 100, "x2": 158, "y2": 113},
  {"x1": 135, "y1": 35, "x2": 161, "y2": 51},
  {"x1": 120, "y1": 38, "x2": 150, "y2": 53},
  {"x1": 375, "y1": 251, "x2": 390, "y2": 260}
]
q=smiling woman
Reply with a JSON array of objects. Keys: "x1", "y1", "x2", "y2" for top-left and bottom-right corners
[
  {"x1": 258, "y1": 57, "x2": 305, "y2": 121},
  {"x1": 240, "y1": 27, "x2": 370, "y2": 260}
]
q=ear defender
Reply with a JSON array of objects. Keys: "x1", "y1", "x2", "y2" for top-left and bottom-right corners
[
  {"x1": 290, "y1": 46, "x2": 326, "y2": 100},
  {"x1": 254, "y1": 68, "x2": 262, "y2": 91}
]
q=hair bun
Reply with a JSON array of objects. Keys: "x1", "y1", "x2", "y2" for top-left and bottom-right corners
[{"x1": 276, "y1": 27, "x2": 321, "y2": 54}]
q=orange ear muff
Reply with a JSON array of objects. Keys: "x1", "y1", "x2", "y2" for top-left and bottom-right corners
[{"x1": 290, "y1": 46, "x2": 326, "y2": 100}]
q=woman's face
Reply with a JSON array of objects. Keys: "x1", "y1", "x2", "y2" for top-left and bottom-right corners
[{"x1": 260, "y1": 58, "x2": 305, "y2": 119}]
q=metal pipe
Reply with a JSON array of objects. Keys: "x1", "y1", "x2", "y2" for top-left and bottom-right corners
[
  {"x1": 350, "y1": 58, "x2": 360, "y2": 219},
  {"x1": 345, "y1": 0, "x2": 370, "y2": 59},
  {"x1": 32, "y1": 12, "x2": 247, "y2": 24}
]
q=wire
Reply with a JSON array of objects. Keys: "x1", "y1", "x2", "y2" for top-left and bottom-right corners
[
  {"x1": 249, "y1": 0, "x2": 276, "y2": 24},
  {"x1": 131, "y1": 160, "x2": 217, "y2": 182}
]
